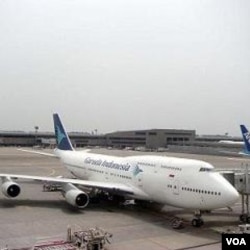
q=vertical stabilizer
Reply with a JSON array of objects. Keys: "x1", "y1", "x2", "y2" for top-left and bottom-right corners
[
  {"x1": 53, "y1": 113, "x2": 74, "y2": 151},
  {"x1": 240, "y1": 125, "x2": 250, "y2": 154}
]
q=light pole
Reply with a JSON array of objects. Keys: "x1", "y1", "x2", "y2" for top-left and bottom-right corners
[{"x1": 34, "y1": 126, "x2": 39, "y2": 145}]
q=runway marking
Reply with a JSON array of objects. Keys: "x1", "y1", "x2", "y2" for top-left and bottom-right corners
[
  {"x1": 226, "y1": 157, "x2": 250, "y2": 161},
  {"x1": 17, "y1": 206, "x2": 32, "y2": 210},
  {"x1": 0, "y1": 153, "x2": 24, "y2": 156}
]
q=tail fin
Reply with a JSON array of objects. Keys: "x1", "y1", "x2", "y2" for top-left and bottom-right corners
[
  {"x1": 240, "y1": 125, "x2": 250, "y2": 154},
  {"x1": 53, "y1": 113, "x2": 74, "y2": 151}
]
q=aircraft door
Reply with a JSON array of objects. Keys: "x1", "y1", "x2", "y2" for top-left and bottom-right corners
[
  {"x1": 134, "y1": 164, "x2": 143, "y2": 189},
  {"x1": 136, "y1": 172, "x2": 143, "y2": 189},
  {"x1": 199, "y1": 194, "x2": 206, "y2": 206},
  {"x1": 173, "y1": 180, "x2": 179, "y2": 195}
]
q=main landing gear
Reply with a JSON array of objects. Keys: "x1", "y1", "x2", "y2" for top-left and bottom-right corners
[
  {"x1": 239, "y1": 214, "x2": 250, "y2": 223},
  {"x1": 191, "y1": 211, "x2": 204, "y2": 227}
]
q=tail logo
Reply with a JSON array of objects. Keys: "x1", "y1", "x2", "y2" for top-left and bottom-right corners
[
  {"x1": 133, "y1": 165, "x2": 143, "y2": 176},
  {"x1": 55, "y1": 125, "x2": 66, "y2": 145},
  {"x1": 243, "y1": 132, "x2": 250, "y2": 145}
]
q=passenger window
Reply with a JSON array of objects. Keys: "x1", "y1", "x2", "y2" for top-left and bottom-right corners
[{"x1": 199, "y1": 167, "x2": 213, "y2": 172}]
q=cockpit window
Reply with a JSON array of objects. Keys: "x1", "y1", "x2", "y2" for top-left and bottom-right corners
[{"x1": 199, "y1": 167, "x2": 213, "y2": 172}]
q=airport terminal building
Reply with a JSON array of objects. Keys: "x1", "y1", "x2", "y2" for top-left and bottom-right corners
[
  {"x1": 104, "y1": 129, "x2": 195, "y2": 149},
  {"x1": 0, "y1": 129, "x2": 243, "y2": 155},
  {"x1": 0, "y1": 128, "x2": 196, "y2": 149}
]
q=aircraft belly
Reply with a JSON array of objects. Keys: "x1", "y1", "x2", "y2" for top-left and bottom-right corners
[{"x1": 164, "y1": 193, "x2": 205, "y2": 209}]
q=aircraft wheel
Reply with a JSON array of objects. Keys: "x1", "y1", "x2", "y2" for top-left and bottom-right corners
[
  {"x1": 240, "y1": 214, "x2": 247, "y2": 222},
  {"x1": 199, "y1": 218, "x2": 204, "y2": 226},
  {"x1": 191, "y1": 219, "x2": 198, "y2": 227},
  {"x1": 247, "y1": 216, "x2": 250, "y2": 223},
  {"x1": 191, "y1": 218, "x2": 203, "y2": 227}
]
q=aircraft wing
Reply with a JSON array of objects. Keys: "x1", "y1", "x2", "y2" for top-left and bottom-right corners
[
  {"x1": 17, "y1": 148, "x2": 91, "y2": 157},
  {"x1": 17, "y1": 148, "x2": 57, "y2": 157},
  {"x1": 0, "y1": 173, "x2": 135, "y2": 195}
]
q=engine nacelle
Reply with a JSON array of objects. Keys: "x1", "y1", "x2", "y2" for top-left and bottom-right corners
[
  {"x1": 63, "y1": 183, "x2": 89, "y2": 208},
  {"x1": 2, "y1": 181, "x2": 21, "y2": 198}
]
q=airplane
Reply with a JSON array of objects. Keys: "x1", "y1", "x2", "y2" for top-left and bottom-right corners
[
  {"x1": 219, "y1": 125, "x2": 250, "y2": 157},
  {"x1": 218, "y1": 140, "x2": 244, "y2": 146},
  {"x1": 0, "y1": 114, "x2": 239, "y2": 227}
]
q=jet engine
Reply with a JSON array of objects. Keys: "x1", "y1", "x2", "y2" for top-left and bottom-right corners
[
  {"x1": 62, "y1": 183, "x2": 89, "y2": 208},
  {"x1": 1, "y1": 178, "x2": 21, "y2": 198}
]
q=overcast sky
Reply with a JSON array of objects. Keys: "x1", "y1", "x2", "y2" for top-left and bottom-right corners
[{"x1": 0, "y1": 0, "x2": 249, "y2": 136}]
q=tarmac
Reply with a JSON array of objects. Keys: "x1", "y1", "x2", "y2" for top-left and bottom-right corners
[{"x1": 0, "y1": 147, "x2": 249, "y2": 250}]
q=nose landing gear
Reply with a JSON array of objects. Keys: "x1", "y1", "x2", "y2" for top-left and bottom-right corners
[{"x1": 191, "y1": 211, "x2": 204, "y2": 227}]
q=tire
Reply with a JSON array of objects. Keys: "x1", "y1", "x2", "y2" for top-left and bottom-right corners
[
  {"x1": 240, "y1": 214, "x2": 247, "y2": 222},
  {"x1": 247, "y1": 216, "x2": 250, "y2": 223},
  {"x1": 191, "y1": 218, "x2": 203, "y2": 227}
]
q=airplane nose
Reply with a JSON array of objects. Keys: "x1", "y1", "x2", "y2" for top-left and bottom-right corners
[
  {"x1": 212, "y1": 173, "x2": 239, "y2": 208},
  {"x1": 226, "y1": 186, "x2": 239, "y2": 205}
]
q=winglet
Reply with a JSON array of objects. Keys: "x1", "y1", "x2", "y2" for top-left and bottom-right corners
[
  {"x1": 240, "y1": 125, "x2": 250, "y2": 154},
  {"x1": 53, "y1": 113, "x2": 74, "y2": 151}
]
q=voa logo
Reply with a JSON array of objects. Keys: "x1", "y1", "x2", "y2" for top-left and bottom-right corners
[
  {"x1": 222, "y1": 234, "x2": 250, "y2": 250},
  {"x1": 226, "y1": 238, "x2": 246, "y2": 246}
]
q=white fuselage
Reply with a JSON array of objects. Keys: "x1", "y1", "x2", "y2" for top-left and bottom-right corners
[
  {"x1": 218, "y1": 140, "x2": 244, "y2": 145},
  {"x1": 56, "y1": 150, "x2": 239, "y2": 210}
]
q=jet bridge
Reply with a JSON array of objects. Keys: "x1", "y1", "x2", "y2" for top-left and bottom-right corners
[{"x1": 220, "y1": 164, "x2": 250, "y2": 223}]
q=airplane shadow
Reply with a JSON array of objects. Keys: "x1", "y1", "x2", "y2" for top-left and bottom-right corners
[
  {"x1": 0, "y1": 198, "x2": 141, "y2": 215},
  {"x1": 0, "y1": 197, "x2": 240, "y2": 237}
]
